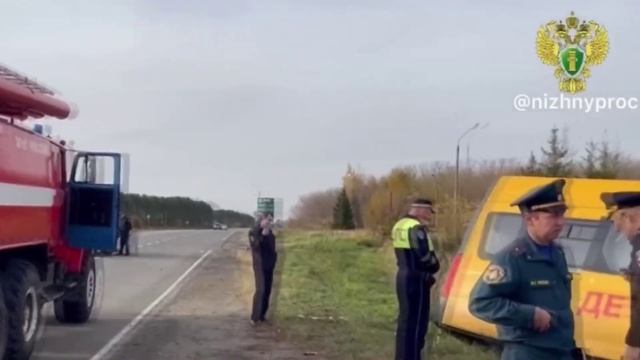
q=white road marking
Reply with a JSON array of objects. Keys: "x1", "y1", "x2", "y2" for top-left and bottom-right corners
[
  {"x1": 90, "y1": 251, "x2": 210, "y2": 360},
  {"x1": 89, "y1": 231, "x2": 235, "y2": 360}
]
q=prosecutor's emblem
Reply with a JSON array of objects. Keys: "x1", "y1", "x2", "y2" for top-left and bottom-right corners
[{"x1": 536, "y1": 11, "x2": 609, "y2": 93}]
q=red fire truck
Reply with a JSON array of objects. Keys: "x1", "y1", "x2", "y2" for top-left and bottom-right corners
[{"x1": 0, "y1": 64, "x2": 122, "y2": 359}]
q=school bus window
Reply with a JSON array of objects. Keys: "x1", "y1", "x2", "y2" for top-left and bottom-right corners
[
  {"x1": 479, "y1": 213, "x2": 628, "y2": 275},
  {"x1": 567, "y1": 224, "x2": 598, "y2": 241},
  {"x1": 557, "y1": 220, "x2": 601, "y2": 269},
  {"x1": 479, "y1": 212, "x2": 523, "y2": 257},
  {"x1": 559, "y1": 232, "x2": 591, "y2": 269},
  {"x1": 602, "y1": 229, "x2": 632, "y2": 273}
]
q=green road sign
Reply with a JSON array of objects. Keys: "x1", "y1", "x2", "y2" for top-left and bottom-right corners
[{"x1": 257, "y1": 197, "x2": 275, "y2": 215}]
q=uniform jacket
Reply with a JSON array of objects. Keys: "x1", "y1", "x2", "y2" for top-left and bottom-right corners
[
  {"x1": 468, "y1": 234, "x2": 576, "y2": 353},
  {"x1": 627, "y1": 235, "x2": 640, "y2": 347}
]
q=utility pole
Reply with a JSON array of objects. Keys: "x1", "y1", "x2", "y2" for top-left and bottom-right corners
[{"x1": 454, "y1": 123, "x2": 480, "y2": 238}]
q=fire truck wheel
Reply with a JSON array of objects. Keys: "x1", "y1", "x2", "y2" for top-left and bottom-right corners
[
  {"x1": 54, "y1": 255, "x2": 96, "y2": 324},
  {"x1": 2, "y1": 260, "x2": 42, "y2": 360}
]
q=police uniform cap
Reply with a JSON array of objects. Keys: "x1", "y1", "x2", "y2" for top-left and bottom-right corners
[
  {"x1": 410, "y1": 198, "x2": 435, "y2": 213},
  {"x1": 600, "y1": 192, "x2": 640, "y2": 212},
  {"x1": 510, "y1": 179, "x2": 567, "y2": 213}
]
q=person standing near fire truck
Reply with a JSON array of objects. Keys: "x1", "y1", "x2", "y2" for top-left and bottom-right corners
[{"x1": 119, "y1": 214, "x2": 132, "y2": 256}]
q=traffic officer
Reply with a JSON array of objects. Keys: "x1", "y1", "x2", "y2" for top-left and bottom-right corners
[
  {"x1": 392, "y1": 198, "x2": 439, "y2": 360},
  {"x1": 468, "y1": 179, "x2": 581, "y2": 360},
  {"x1": 600, "y1": 192, "x2": 640, "y2": 360}
]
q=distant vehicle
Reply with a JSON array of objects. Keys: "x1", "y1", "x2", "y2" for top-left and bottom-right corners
[
  {"x1": 212, "y1": 222, "x2": 228, "y2": 230},
  {"x1": 433, "y1": 175, "x2": 640, "y2": 360}
]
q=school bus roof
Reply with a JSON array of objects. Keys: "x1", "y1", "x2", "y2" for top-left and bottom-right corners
[{"x1": 487, "y1": 176, "x2": 640, "y2": 219}]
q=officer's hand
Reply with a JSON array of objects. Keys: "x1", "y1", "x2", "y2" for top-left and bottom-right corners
[
  {"x1": 624, "y1": 345, "x2": 640, "y2": 360},
  {"x1": 425, "y1": 275, "x2": 436, "y2": 288},
  {"x1": 533, "y1": 307, "x2": 552, "y2": 332}
]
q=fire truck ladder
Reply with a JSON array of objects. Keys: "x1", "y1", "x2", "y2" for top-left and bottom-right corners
[
  {"x1": 0, "y1": 63, "x2": 56, "y2": 96},
  {"x1": 0, "y1": 63, "x2": 71, "y2": 120}
]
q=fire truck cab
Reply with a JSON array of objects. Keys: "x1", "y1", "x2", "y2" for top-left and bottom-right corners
[{"x1": 0, "y1": 64, "x2": 123, "y2": 359}]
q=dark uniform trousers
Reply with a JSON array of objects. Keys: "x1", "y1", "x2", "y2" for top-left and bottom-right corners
[
  {"x1": 395, "y1": 270, "x2": 432, "y2": 360},
  {"x1": 119, "y1": 231, "x2": 130, "y2": 255},
  {"x1": 250, "y1": 230, "x2": 277, "y2": 322},
  {"x1": 468, "y1": 235, "x2": 577, "y2": 360}
]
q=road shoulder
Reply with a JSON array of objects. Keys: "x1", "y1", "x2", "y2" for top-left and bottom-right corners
[{"x1": 104, "y1": 230, "x2": 318, "y2": 360}]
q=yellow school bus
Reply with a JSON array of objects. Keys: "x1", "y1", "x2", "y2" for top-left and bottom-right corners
[{"x1": 434, "y1": 175, "x2": 639, "y2": 359}]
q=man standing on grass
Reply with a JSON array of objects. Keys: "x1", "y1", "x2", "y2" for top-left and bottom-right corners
[
  {"x1": 392, "y1": 198, "x2": 440, "y2": 360},
  {"x1": 249, "y1": 212, "x2": 278, "y2": 325}
]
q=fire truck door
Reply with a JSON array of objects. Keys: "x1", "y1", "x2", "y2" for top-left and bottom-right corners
[{"x1": 66, "y1": 152, "x2": 122, "y2": 252}]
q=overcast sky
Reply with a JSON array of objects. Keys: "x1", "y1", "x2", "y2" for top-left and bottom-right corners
[{"x1": 3, "y1": 1, "x2": 638, "y2": 217}]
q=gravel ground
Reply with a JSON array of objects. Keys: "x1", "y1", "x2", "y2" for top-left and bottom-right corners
[{"x1": 105, "y1": 231, "x2": 323, "y2": 360}]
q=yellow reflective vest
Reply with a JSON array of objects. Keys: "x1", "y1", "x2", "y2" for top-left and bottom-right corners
[{"x1": 391, "y1": 217, "x2": 434, "y2": 250}]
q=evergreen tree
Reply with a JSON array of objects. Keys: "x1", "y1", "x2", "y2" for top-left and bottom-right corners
[
  {"x1": 540, "y1": 127, "x2": 573, "y2": 177},
  {"x1": 582, "y1": 141, "x2": 598, "y2": 178},
  {"x1": 581, "y1": 140, "x2": 622, "y2": 179},
  {"x1": 520, "y1": 151, "x2": 541, "y2": 176},
  {"x1": 597, "y1": 140, "x2": 621, "y2": 179},
  {"x1": 332, "y1": 188, "x2": 355, "y2": 230}
]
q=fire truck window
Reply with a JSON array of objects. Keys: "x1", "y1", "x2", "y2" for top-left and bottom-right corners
[
  {"x1": 73, "y1": 156, "x2": 115, "y2": 185},
  {"x1": 94, "y1": 156, "x2": 116, "y2": 185},
  {"x1": 69, "y1": 187, "x2": 113, "y2": 227},
  {"x1": 73, "y1": 156, "x2": 96, "y2": 183},
  {"x1": 72, "y1": 156, "x2": 115, "y2": 185}
]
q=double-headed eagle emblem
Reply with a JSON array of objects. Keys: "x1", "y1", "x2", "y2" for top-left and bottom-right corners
[{"x1": 536, "y1": 11, "x2": 609, "y2": 93}]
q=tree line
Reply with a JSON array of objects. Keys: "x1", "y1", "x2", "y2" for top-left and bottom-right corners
[
  {"x1": 289, "y1": 126, "x2": 640, "y2": 249},
  {"x1": 521, "y1": 127, "x2": 625, "y2": 179},
  {"x1": 121, "y1": 193, "x2": 254, "y2": 229}
]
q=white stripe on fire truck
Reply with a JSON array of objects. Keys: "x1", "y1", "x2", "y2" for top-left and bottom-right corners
[{"x1": 0, "y1": 182, "x2": 55, "y2": 207}]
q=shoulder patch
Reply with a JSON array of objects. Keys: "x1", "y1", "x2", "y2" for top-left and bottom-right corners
[{"x1": 482, "y1": 264, "x2": 506, "y2": 284}]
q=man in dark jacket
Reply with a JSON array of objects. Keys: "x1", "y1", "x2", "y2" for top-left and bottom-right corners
[
  {"x1": 468, "y1": 179, "x2": 581, "y2": 360},
  {"x1": 119, "y1": 214, "x2": 133, "y2": 256},
  {"x1": 601, "y1": 192, "x2": 640, "y2": 360},
  {"x1": 249, "y1": 212, "x2": 277, "y2": 325}
]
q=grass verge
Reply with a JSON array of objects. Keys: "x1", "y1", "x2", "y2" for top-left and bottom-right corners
[{"x1": 273, "y1": 230, "x2": 499, "y2": 360}]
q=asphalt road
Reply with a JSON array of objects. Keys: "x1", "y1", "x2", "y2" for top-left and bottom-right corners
[{"x1": 31, "y1": 229, "x2": 236, "y2": 360}]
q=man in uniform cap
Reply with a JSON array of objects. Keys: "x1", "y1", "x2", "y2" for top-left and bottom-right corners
[
  {"x1": 468, "y1": 179, "x2": 583, "y2": 360},
  {"x1": 391, "y1": 198, "x2": 440, "y2": 360},
  {"x1": 601, "y1": 192, "x2": 640, "y2": 360}
]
